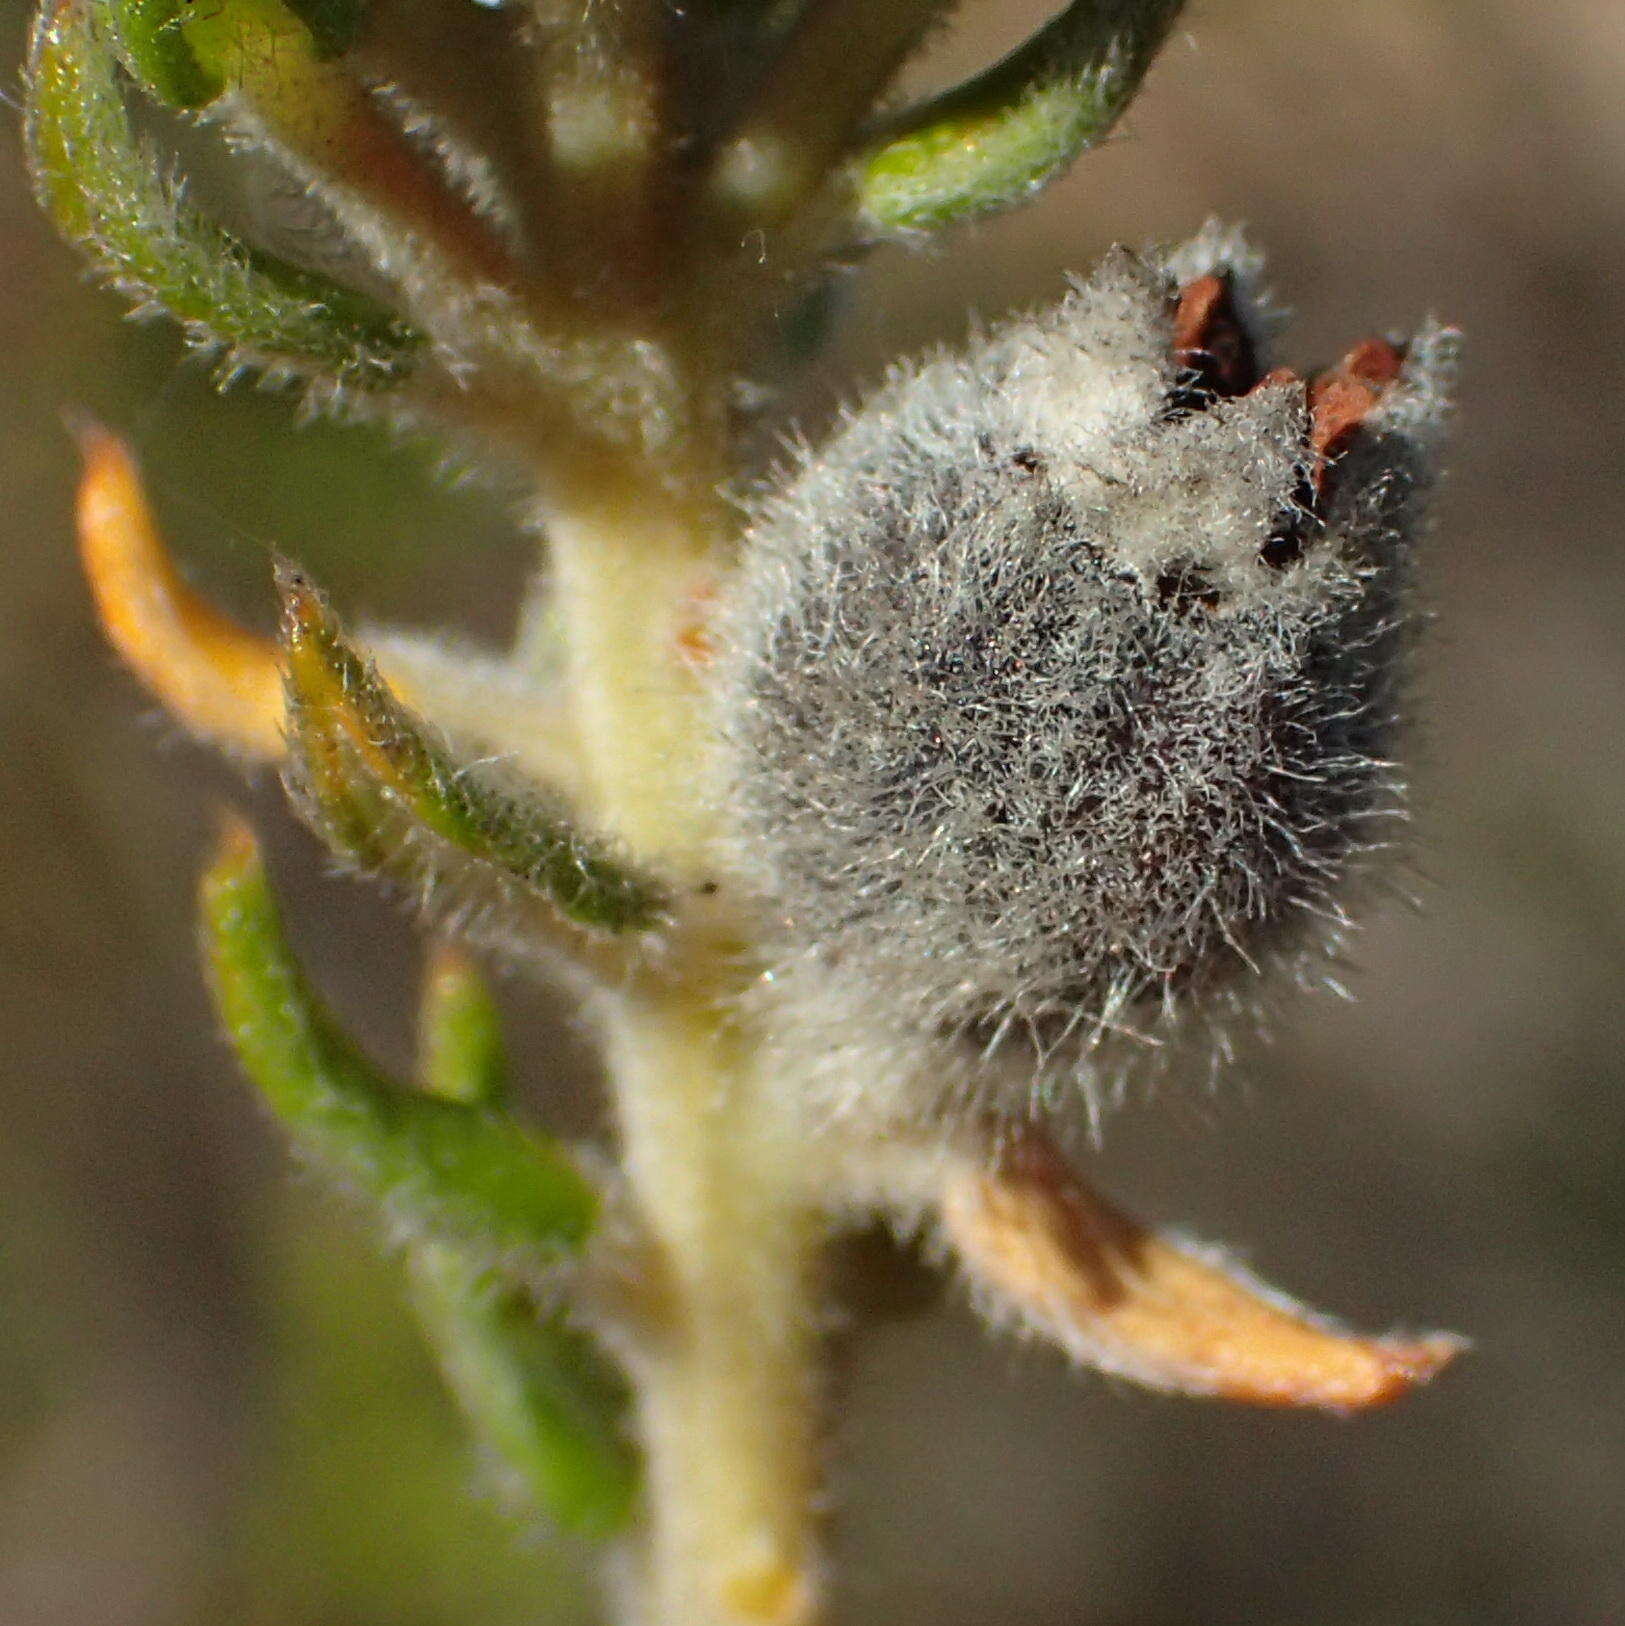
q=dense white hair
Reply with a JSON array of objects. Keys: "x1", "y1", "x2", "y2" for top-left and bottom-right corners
[{"x1": 714, "y1": 227, "x2": 1456, "y2": 1128}]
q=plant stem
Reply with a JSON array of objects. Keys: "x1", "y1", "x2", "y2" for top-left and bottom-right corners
[
  {"x1": 541, "y1": 452, "x2": 826, "y2": 1626},
  {"x1": 543, "y1": 460, "x2": 724, "y2": 875},
  {"x1": 607, "y1": 992, "x2": 822, "y2": 1626}
]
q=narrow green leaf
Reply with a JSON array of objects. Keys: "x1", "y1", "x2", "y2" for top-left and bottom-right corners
[
  {"x1": 853, "y1": 0, "x2": 1185, "y2": 237},
  {"x1": 408, "y1": 1242, "x2": 638, "y2": 1538},
  {"x1": 24, "y1": 0, "x2": 420, "y2": 388},
  {"x1": 198, "y1": 816, "x2": 597, "y2": 1258},
  {"x1": 405, "y1": 938, "x2": 636, "y2": 1536},
  {"x1": 418, "y1": 944, "x2": 506, "y2": 1108},
  {"x1": 277, "y1": 564, "x2": 669, "y2": 937}
]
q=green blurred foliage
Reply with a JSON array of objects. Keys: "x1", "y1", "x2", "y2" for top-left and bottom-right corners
[{"x1": 222, "y1": 1194, "x2": 596, "y2": 1626}]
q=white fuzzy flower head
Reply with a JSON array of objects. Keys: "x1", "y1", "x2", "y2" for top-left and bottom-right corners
[{"x1": 716, "y1": 226, "x2": 1456, "y2": 1127}]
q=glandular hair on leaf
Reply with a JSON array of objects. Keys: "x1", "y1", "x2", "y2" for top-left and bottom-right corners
[{"x1": 715, "y1": 226, "x2": 1456, "y2": 1126}]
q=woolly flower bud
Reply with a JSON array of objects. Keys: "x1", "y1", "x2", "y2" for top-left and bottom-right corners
[{"x1": 714, "y1": 226, "x2": 1456, "y2": 1125}]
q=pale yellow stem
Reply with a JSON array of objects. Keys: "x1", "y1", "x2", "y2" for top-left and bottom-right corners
[
  {"x1": 606, "y1": 992, "x2": 822, "y2": 1626},
  {"x1": 540, "y1": 454, "x2": 826, "y2": 1626},
  {"x1": 542, "y1": 465, "x2": 725, "y2": 876}
]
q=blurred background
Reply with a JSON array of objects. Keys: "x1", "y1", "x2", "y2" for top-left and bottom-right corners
[{"x1": 2, "y1": 1, "x2": 1622, "y2": 1622}]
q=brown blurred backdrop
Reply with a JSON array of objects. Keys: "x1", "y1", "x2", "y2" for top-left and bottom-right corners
[{"x1": 2, "y1": 3, "x2": 1623, "y2": 1623}]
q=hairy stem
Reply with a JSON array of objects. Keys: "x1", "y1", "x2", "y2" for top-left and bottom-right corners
[
  {"x1": 542, "y1": 459, "x2": 725, "y2": 876},
  {"x1": 541, "y1": 455, "x2": 825, "y2": 1626},
  {"x1": 607, "y1": 992, "x2": 822, "y2": 1626}
]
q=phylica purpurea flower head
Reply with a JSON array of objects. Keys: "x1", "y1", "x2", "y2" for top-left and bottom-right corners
[{"x1": 716, "y1": 225, "x2": 1457, "y2": 1123}]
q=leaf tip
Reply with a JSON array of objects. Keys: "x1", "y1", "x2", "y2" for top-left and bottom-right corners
[
  {"x1": 74, "y1": 427, "x2": 286, "y2": 760},
  {"x1": 940, "y1": 1129, "x2": 1468, "y2": 1414},
  {"x1": 1351, "y1": 1330, "x2": 1469, "y2": 1408},
  {"x1": 198, "y1": 809, "x2": 271, "y2": 953},
  {"x1": 272, "y1": 552, "x2": 323, "y2": 632},
  {"x1": 417, "y1": 940, "x2": 506, "y2": 1106},
  {"x1": 209, "y1": 806, "x2": 264, "y2": 874}
]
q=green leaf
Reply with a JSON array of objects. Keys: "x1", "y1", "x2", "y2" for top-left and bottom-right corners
[
  {"x1": 277, "y1": 564, "x2": 669, "y2": 938},
  {"x1": 198, "y1": 816, "x2": 597, "y2": 1259},
  {"x1": 408, "y1": 1243, "x2": 638, "y2": 1538},
  {"x1": 202, "y1": 832, "x2": 635, "y2": 1535},
  {"x1": 417, "y1": 944, "x2": 507, "y2": 1108},
  {"x1": 24, "y1": 0, "x2": 420, "y2": 389},
  {"x1": 405, "y1": 946, "x2": 638, "y2": 1537},
  {"x1": 852, "y1": 0, "x2": 1185, "y2": 237},
  {"x1": 102, "y1": 0, "x2": 364, "y2": 110}
]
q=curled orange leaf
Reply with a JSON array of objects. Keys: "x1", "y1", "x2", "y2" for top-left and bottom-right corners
[
  {"x1": 74, "y1": 424, "x2": 284, "y2": 759},
  {"x1": 941, "y1": 1129, "x2": 1464, "y2": 1412}
]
